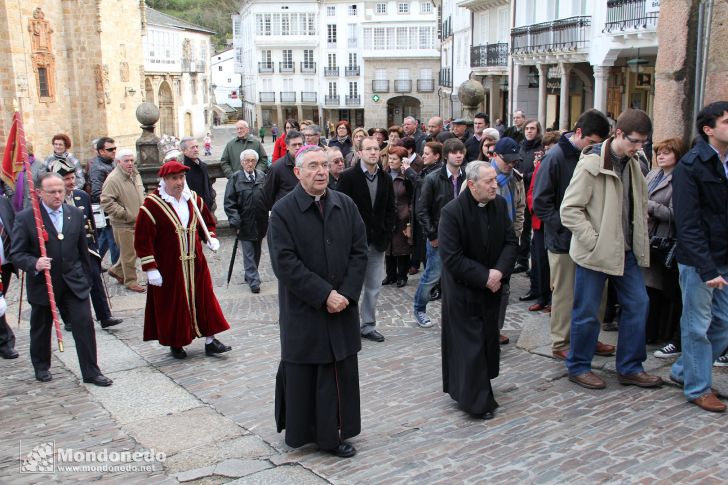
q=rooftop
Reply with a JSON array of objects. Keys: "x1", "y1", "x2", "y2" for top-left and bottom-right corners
[{"x1": 146, "y1": 6, "x2": 216, "y2": 35}]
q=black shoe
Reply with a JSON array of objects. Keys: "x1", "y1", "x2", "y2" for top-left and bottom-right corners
[
  {"x1": 0, "y1": 347, "x2": 18, "y2": 359},
  {"x1": 429, "y1": 286, "x2": 441, "y2": 301},
  {"x1": 205, "y1": 338, "x2": 232, "y2": 355},
  {"x1": 35, "y1": 370, "x2": 52, "y2": 382},
  {"x1": 83, "y1": 374, "x2": 113, "y2": 387},
  {"x1": 324, "y1": 442, "x2": 356, "y2": 458},
  {"x1": 100, "y1": 317, "x2": 123, "y2": 328},
  {"x1": 381, "y1": 276, "x2": 397, "y2": 286},
  {"x1": 396, "y1": 278, "x2": 407, "y2": 288},
  {"x1": 361, "y1": 329, "x2": 385, "y2": 342},
  {"x1": 519, "y1": 292, "x2": 538, "y2": 301},
  {"x1": 170, "y1": 347, "x2": 187, "y2": 359},
  {"x1": 250, "y1": 286, "x2": 260, "y2": 294},
  {"x1": 513, "y1": 264, "x2": 528, "y2": 274},
  {"x1": 64, "y1": 323, "x2": 72, "y2": 332}
]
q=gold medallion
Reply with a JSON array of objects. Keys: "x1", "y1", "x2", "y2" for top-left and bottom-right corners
[{"x1": 58, "y1": 234, "x2": 64, "y2": 240}]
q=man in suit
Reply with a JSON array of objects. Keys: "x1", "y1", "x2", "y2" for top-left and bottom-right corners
[
  {"x1": 11, "y1": 173, "x2": 112, "y2": 386},
  {"x1": 50, "y1": 159, "x2": 122, "y2": 330},
  {"x1": 0, "y1": 196, "x2": 18, "y2": 359},
  {"x1": 181, "y1": 136, "x2": 214, "y2": 210},
  {"x1": 336, "y1": 137, "x2": 396, "y2": 342}
]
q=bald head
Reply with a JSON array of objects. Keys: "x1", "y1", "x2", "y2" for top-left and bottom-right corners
[{"x1": 235, "y1": 120, "x2": 250, "y2": 139}]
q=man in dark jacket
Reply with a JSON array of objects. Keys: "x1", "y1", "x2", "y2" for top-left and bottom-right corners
[
  {"x1": 327, "y1": 148, "x2": 345, "y2": 190},
  {"x1": 532, "y1": 109, "x2": 612, "y2": 360},
  {"x1": 11, "y1": 173, "x2": 112, "y2": 386},
  {"x1": 403, "y1": 116, "x2": 426, "y2": 155},
  {"x1": 439, "y1": 161, "x2": 518, "y2": 420},
  {"x1": 464, "y1": 112, "x2": 489, "y2": 162},
  {"x1": 504, "y1": 110, "x2": 526, "y2": 143},
  {"x1": 412, "y1": 138, "x2": 466, "y2": 328},
  {"x1": 181, "y1": 137, "x2": 214, "y2": 210},
  {"x1": 262, "y1": 131, "x2": 304, "y2": 210},
  {"x1": 0, "y1": 196, "x2": 18, "y2": 359},
  {"x1": 220, "y1": 120, "x2": 269, "y2": 176},
  {"x1": 88, "y1": 137, "x2": 118, "y2": 264},
  {"x1": 670, "y1": 101, "x2": 728, "y2": 413},
  {"x1": 337, "y1": 137, "x2": 396, "y2": 343},
  {"x1": 224, "y1": 149, "x2": 268, "y2": 293},
  {"x1": 268, "y1": 145, "x2": 368, "y2": 458}
]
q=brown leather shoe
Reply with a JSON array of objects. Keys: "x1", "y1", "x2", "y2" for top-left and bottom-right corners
[
  {"x1": 595, "y1": 341, "x2": 616, "y2": 356},
  {"x1": 569, "y1": 371, "x2": 606, "y2": 389},
  {"x1": 107, "y1": 270, "x2": 124, "y2": 284},
  {"x1": 691, "y1": 393, "x2": 727, "y2": 413},
  {"x1": 499, "y1": 334, "x2": 510, "y2": 345},
  {"x1": 617, "y1": 371, "x2": 663, "y2": 388},
  {"x1": 126, "y1": 283, "x2": 146, "y2": 293},
  {"x1": 552, "y1": 349, "x2": 569, "y2": 361},
  {"x1": 528, "y1": 303, "x2": 546, "y2": 312}
]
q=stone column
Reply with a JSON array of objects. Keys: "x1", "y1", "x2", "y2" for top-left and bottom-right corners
[
  {"x1": 593, "y1": 65, "x2": 609, "y2": 114},
  {"x1": 487, "y1": 76, "x2": 499, "y2": 124},
  {"x1": 537, "y1": 64, "x2": 547, "y2": 128},
  {"x1": 297, "y1": 104, "x2": 303, "y2": 121},
  {"x1": 276, "y1": 105, "x2": 283, "y2": 125},
  {"x1": 559, "y1": 62, "x2": 572, "y2": 131}
]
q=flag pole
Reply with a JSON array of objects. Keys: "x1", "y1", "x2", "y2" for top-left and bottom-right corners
[{"x1": 14, "y1": 112, "x2": 64, "y2": 351}]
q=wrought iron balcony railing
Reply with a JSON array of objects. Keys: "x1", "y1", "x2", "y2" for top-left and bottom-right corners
[
  {"x1": 345, "y1": 66, "x2": 360, "y2": 76},
  {"x1": 325, "y1": 95, "x2": 340, "y2": 105},
  {"x1": 258, "y1": 62, "x2": 274, "y2": 73},
  {"x1": 324, "y1": 67, "x2": 340, "y2": 77},
  {"x1": 417, "y1": 79, "x2": 435, "y2": 92},
  {"x1": 470, "y1": 43, "x2": 509, "y2": 67},
  {"x1": 259, "y1": 92, "x2": 275, "y2": 103},
  {"x1": 280, "y1": 91, "x2": 296, "y2": 103},
  {"x1": 511, "y1": 16, "x2": 591, "y2": 55},
  {"x1": 603, "y1": 0, "x2": 659, "y2": 33},
  {"x1": 301, "y1": 91, "x2": 317, "y2": 103},
  {"x1": 300, "y1": 62, "x2": 316, "y2": 73},
  {"x1": 345, "y1": 95, "x2": 361, "y2": 106},
  {"x1": 279, "y1": 62, "x2": 295, "y2": 73},
  {"x1": 372, "y1": 80, "x2": 389, "y2": 93}
]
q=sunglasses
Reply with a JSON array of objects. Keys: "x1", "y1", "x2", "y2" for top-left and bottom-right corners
[{"x1": 104, "y1": 147, "x2": 117, "y2": 152}]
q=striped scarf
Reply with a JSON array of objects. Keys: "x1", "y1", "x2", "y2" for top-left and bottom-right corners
[{"x1": 491, "y1": 160, "x2": 514, "y2": 221}]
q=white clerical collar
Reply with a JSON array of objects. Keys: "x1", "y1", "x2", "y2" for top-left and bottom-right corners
[{"x1": 158, "y1": 179, "x2": 192, "y2": 204}]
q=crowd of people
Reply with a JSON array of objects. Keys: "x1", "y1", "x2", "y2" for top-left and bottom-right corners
[{"x1": 0, "y1": 101, "x2": 726, "y2": 460}]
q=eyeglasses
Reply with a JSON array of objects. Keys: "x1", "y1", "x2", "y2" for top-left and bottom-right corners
[
  {"x1": 624, "y1": 134, "x2": 648, "y2": 146},
  {"x1": 332, "y1": 158, "x2": 345, "y2": 164}
]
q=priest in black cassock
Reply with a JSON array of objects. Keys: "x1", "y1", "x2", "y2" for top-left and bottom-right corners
[
  {"x1": 439, "y1": 161, "x2": 518, "y2": 420},
  {"x1": 268, "y1": 145, "x2": 368, "y2": 458}
]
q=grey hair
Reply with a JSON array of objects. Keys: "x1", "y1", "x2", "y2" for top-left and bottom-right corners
[
  {"x1": 180, "y1": 136, "x2": 196, "y2": 150},
  {"x1": 326, "y1": 147, "x2": 343, "y2": 161},
  {"x1": 483, "y1": 128, "x2": 500, "y2": 141},
  {"x1": 305, "y1": 124, "x2": 322, "y2": 134},
  {"x1": 294, "y1": 145, "x2": 325, "y2": 167},
  {"x1": 465, "y1": 161, "x2": 492, "y2": 182},
  {"x1": 115, "y1": 148, "x2": 135, "y2": 161},
  {"x1": 240, "y1": 149, "x2": 259, "y2": 162},
  {"x1": 403, "y1": 116, "x2": 417, "y2": 124}
]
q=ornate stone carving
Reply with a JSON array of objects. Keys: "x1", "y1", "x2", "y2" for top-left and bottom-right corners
[
  {"x1": 139, "y1": 65, "x2": 146, "y2": 101},
  {"x1": 28, "y1": 7, "x2": 53, "y2": 51},
  {"x1": 120, "y1": 62, "x2": 129, "y2": 82},
  {"x1": 95, "y1": 64, "x2": 111, "y2": 105},
  {"x1": 28, "y1": 7, "x2": 55, "y2": 101}
]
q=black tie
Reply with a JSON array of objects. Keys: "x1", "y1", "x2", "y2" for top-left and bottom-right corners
[
  {"x1": 248, "y1": 173, "x2": 255, "y2": 183},
  {"x1": 0, "y1": 220, "x2": 10, "y2": 254}
]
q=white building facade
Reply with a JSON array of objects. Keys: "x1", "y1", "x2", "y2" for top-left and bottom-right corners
[
  {"x1": 210, "y1": 48, "x2": 242, "y2": 110},
  {"x1": 143, "y1": 7, "x2": 214, "y2": 138}
]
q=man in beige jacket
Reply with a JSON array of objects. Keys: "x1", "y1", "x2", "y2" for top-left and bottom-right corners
[
  {"x1": 560, "y1": 109, "x2": 662, "y2": 390},
  {"x1": 101, "y1": 149, "x2": 146, "y2": 293}
]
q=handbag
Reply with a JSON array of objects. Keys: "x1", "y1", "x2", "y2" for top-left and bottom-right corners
[{"x1": 648, "y1": 206, "x2": 677, "y2": 269}]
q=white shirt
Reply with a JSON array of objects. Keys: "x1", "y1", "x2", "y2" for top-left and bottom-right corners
[
  {"x1": 709, "y1": 144, "x2": 728, "y2": 177},
  {"x1": 159, "y1": 180, "x2": 192, "y2": 227}
]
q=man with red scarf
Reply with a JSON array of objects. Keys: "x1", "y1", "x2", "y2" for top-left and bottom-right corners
[{"x1": 134, "y1": 161, "x2": 231, "y2": 359}]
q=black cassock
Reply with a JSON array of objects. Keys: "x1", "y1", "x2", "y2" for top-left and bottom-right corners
[
  {"x1": 438, "y1": 190, "x2": 518, "y2": 415},
  {"x1": 268, "y1": 185, "x2": 368, "y2": 449}
]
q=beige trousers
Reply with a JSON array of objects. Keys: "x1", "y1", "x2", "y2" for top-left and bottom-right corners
[{"x1": 109, "y1": 225, "x2": 138, "y2": 286}]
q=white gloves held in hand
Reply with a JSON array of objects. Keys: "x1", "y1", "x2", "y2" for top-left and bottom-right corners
[
  {"x1": 206, "y1": 237, "x2": 220, "y2": 252},
  {"x1": 147, "y1": 269, "x2": 163, "y2": 287}
]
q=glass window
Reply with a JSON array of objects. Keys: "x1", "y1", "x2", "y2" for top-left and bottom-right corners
[
  {"x1": 373, "y1": 28, "x2": 385, "y2": 49},
  {"x1": 328, "y1": 53, "x2": 337, "y2": 68},
  {"x1": 37, "y1": 67, "x2": 49, "y2": 97},
  {"x1": 348, "y1": 53, "x2": 357, "y2": 67},
  {"x1": 375, "y1": 68, "x2": 387, "y2": 80},
  {"x1": 349, "y1": 82, "x2": 358, "y2": 96},
  {"x1": 420, "y1": 2, "x2": 432, "y2": 14},
  {"x1": 327, "y1": 6, "x2": 336, "y2": 16},
  {"x1": 282, "y1": 50, "x2": 292, "y2": 66},
  {"x1": 348, "y1": 5, "x2": 357, "y2": 16},
  {"x1": 375, "y1": 3, "x2": 386, "y2": 14},
  {"x1": 328, "y1": 24, "x2": 337, "y2": 43},
  {"x1": 398, "y1": 3, "x2": 409, "y2": 14},
  {"x1": 328, "y1": 82, "x2": 337, "y2": 96},
  {"x1": 420, "y1": 68, "x2": 432, "y2": 79},
  {"x1": 304, "y1": 49, "x2": 314, "y2": 66},
  {"x1": 281, "y1": 14, "x2": 290, "y2": 35}
]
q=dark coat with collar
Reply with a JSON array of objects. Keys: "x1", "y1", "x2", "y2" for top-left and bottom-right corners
[
  {"x1": 336, "y1": 162, "x2": 396, "y2": 252},
  {"x1": 223, "y1": 169, "x2": 268, "y2": 241},
  {"x1": 268, "y1": 184, "x2": 368, "y2": 363},
  {"x1": 673, "y1": 138, "x2": 728, "y2": 281},
  {"x1": 69, "y1": 189, "x2": 100, "y2": 259},
  {"x1": 184, "y1": 156, "x2": 214, "y2": 210},
  {"x1": 0, "y1": 196, "x2": 16, "y2": 273},
  {"x1": 11, "y1": 203, "x2": 92, "y2": 305},
  {"x1": 263, "y1": 152, "x2": 299, "y2": 211},
  {"x1": 416, "y1": 163, "x2": 465, "y2": 241}
]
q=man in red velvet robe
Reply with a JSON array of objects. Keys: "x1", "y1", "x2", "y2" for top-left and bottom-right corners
[{"x1": 134, "y1": 161, "x2": 231, "y2": 359}]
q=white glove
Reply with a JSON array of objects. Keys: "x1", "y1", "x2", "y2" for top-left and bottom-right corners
[
  {"x1": 146, "y1": 269, "x2": 163, "y2": 287},
  {"x1": 206, "y1": 237, "x2": 220, "y2": 252},
  {"x1": 0, "y1": 296, "x2": 6, "y2": 317}
]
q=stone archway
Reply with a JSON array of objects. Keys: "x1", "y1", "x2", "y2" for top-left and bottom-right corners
[
  {"x1": 158, "y1": 80, "x2": 175, "y2": 137},
  {"x1": 145, "y1": 78, "x2": 154, "y2": 104},
  {"x1": 386, "y1": 96, "x2": 421, "y2": 127}
]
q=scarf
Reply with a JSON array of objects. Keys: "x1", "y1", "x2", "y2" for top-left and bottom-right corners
[
  {"x1": 491, "y1": 160, "x2": 514, "y2": 221},
  {"x1": 521, "y1": 136, "x2": 542, "y2": 151},
  {"x1": 647, "y1": 169, "x2": 665, "y2": 195}
]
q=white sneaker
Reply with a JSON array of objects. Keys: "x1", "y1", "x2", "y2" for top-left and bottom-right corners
[
  {"x1": 654, "y1": 343, "x2": 681, "y2": 359},
  {"x1": 713, "y1": 353, "x2": 728, "y2": 367},
  {"x1": 414, "y1": 311, "x2": 434, "y2": 328}
]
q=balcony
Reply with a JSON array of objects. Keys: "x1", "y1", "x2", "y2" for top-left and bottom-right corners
[
  {"x1": 300, "y1": 62, "x2": 316, "y2": 73},
  {"x1": 259, "y1": 92, "x2": 275, "y2": 103},
  {"x1": 439, "y1": 68, "x2": 452, "y2": 88},
  {"x1": 301, "y1": 91, "x2": 317, "y2": 103},
  {"x1": 181, "y1": 60, "x2": 205, "y2": 73},
  {"x1": 345, "y1": 66, "x2": 360, "y2": 76},
  {"x1": 603, "y1": 0, "x2": 659, "y2": 33},
  {"x1": 417, "y1": 79, "x2": 435, "y2": 93},
  {"x1": 280, "y1": 91, "x2": 296, "y2": 103},
  {"x1": 394, "y1": 80, "x2": 412, "y2": 93},
  {"x1": 345, "y1": 95, "x2": 360, "y2": 106},
  {"x1": 325, "y1": 95, "x2": 340, "y2": 105},
  {"x1": 279, "y1": 62, "x2": 295, "y2": 73},
  {"x1": 372, "y1": 80, "x2": 389, "y2": 93},
  {"x1": 470, "y1": 43, "x2": 508, "y2": 68},
  {"x1": 324, "y1": 67, "x2": 340, "y2": 77},
  {"x1": 511, "y1": 16, "x2": 591, "y2": 56},
  {"x1": 258, "y1": 62, "x2": 274, "y2": 73}
]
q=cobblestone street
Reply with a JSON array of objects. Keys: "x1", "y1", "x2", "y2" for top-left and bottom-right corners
[{"x1": 2, "y1": 226, "x2": 728, "y2": 484}]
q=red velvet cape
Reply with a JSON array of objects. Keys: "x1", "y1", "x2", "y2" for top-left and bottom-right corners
[{"x1": 135, "y1": 189, "x2": 230, "y2": 347}]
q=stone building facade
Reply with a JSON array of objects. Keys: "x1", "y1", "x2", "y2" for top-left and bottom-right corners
[{"x1": 0, "y1": 1, "x2": 145, "y2": 162}]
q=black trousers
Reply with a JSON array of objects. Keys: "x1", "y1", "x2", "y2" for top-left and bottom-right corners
[
  {"x1": 0, "y1": 265, "x2": 15, "y2": 352},
  {"x1": 531, "y1": 229, "x2": 551, "y2": 306},
  {"x1": 30, "y1": 286, "x2": 101, "y2": 379},
  {"x1": 517, "y1": 215, "x2": 532, "y2": 267},
  {"x1": 89, "y1": 257, "x2": 111, "y2": 321},
  {"x1": 386, "y1": 255, "x2": 409, "y2": 280}
]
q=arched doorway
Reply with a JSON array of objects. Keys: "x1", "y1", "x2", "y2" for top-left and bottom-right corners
[
  {"x1": 386, "y1": 96, "x2": 421, "y2": 127},
  {"x1": 184, "y1": 112, "x2": 192, "y2": 136},
  {"x1": 145, "y1": 78, "x2": 154, "y2": 104},
  {"x1": 158, "y1": 81, "x2": 175, "y2": 137}
]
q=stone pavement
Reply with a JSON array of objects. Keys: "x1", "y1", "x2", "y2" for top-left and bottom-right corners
[{"x1": 2, "y1": 233, "x2": 728, "y2": 484}]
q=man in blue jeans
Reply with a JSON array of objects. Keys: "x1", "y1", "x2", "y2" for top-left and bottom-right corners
[
  {"x1": 560, "y1": 109, "x2": 662, "y2": 390},
  {"x1": 413, "y1": 139, "x2": 466, "y2": 328},
  {"x1": 670, "y1": 101, "x2": 728, "y2": 413}
]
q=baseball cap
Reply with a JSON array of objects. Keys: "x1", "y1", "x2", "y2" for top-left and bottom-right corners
[{"x1": 493, "y1": 137, "x2": 522, "y2": 163}]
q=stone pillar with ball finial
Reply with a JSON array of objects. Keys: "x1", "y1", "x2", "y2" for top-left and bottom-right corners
[
  {"x1": 457, "y1": 79, "x2": 486, "y2": 123},
  {"x1": 135, "y1": 102, "x2": 164, "y2": 192}
]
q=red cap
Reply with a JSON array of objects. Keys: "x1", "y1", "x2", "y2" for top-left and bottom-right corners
[{"x1": 158, "y1": 161, "x2": 189, "y2": 177}]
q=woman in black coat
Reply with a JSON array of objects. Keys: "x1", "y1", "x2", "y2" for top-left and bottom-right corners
[
  {"x1": 382, "y1": 146, "x2": 414, "y2": 287},
  {"x1": 328, "y1": 120, "x2": 353, "y2": 158}
]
